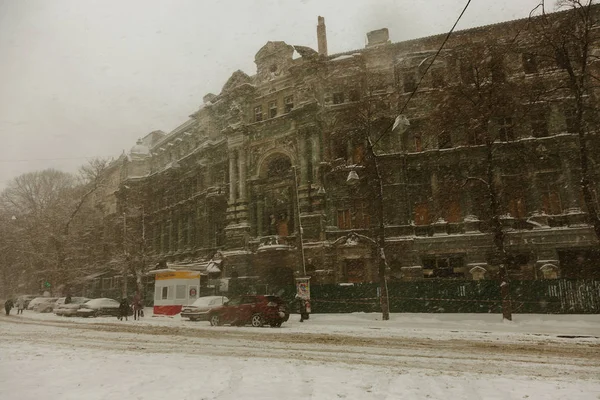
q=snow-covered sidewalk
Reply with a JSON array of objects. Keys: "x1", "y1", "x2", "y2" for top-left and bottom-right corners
[{"x1": 16, "y1": 309, "x2": 600, "y2": 342}]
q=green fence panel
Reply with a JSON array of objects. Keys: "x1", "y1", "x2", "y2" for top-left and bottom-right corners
[
  {"x1": 305, "y1": 280, "x2": 598, "y2": 314},
  {"x1": 387, "y1": 280, "x2": 501, "y2": 313},
  {"x1": 311, "y1": 283, "x2": 379, "y2": 313},
  {"x1": 193, "y1": 278, "x2": 600, "y2": 314},
  {"x1": 511, "y1": 280, "x2": 600, "y2": 314}
]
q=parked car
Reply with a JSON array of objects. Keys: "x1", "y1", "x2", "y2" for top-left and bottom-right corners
[
  {"x1": 16, "y1": 295, "x2": 38, "y2": 309},
  {"x1": 207, "y1": 295, "x2": 289, "y2": 327},
  {"x1": 181, "y1": 296, "x2": 229, "y2": 321},
  {"x1": 54, "y1": 297, "x2": 90, "y2": 316},
  {"x1": 27, "y1": 296, "x2": 54, "y2": 311},
  {"x1": 32, "y1": 297, "x2": 59, "y2": 313},
  {"x1": 76, "y1": 298, "x2": 128, "y2": 317}
]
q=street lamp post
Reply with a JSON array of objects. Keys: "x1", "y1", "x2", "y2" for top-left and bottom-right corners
[{"x1": 291, "y1": 165, "x2": 307, "y2": 277}]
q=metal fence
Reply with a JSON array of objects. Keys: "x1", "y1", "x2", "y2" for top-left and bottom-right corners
[{"x1": 304, "y1": 279, "x2": 600, "y2": 314}]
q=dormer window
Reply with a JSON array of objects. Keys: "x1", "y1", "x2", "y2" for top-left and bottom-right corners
[
  {"x1": 254, "y1": 106, "x2": 263, "y2": 122},
  {"x1": 284, "y1": 96, "x2": 294, "y2": 113},
  {"x1": 268, "y1": 101, "x2": 278, "y2": 118}
]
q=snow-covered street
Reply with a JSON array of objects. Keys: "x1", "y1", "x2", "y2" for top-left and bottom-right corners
[{"x1": 1, "y1": 312, "x2": 599, "y2": 400}]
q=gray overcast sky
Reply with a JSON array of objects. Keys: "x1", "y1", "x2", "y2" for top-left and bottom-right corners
[{"x1": 0, "y1": 0, "x2": 544, "y2": 188}]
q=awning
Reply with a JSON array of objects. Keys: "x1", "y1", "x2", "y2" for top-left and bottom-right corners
[{"x1": 146, "y1": 268, "x2": 177, "y2": 275}]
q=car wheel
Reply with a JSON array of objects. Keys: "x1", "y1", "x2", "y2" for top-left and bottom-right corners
[
  {"x1": 209, "y1": 314, "x2": 221, "y2": 326},
  {"x1": 251, "y1": 313, "x2": 264, "y2": 328}
]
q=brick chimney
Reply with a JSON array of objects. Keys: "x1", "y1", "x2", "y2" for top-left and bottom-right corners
[
  {"x1": 366, "y1": 28, "x2": 390, "y2": 48},
  {"x1": 317, "y1": 16, "x2": 328, "y2": 56}
]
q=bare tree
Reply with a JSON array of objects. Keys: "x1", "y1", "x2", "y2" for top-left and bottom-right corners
[
  {"x1": 118, "y1": 183, "x2": 149, "y2": 298},
  {"x1": 0, "y1": 159, "x2": 111, "y2": 294},
  {"x1": 428, "y1": 41, "x2": 525, "y2": 320},
  {"x1": 0, "y1": 169, "x2": 77, "y2": 292},
  {"x1": 527, "y1": 0, "x2": 600, "y2": 243},
  {"x1": 330, "y1": 69, "x2": 397, "y2": 320}
]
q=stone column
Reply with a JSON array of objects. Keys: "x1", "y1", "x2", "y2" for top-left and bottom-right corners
[
  {"x1": 238, "y1": 148, "x2": 247, "y2": 202},
  {"x1": 299, "y1": 135, "x2": 308, "y2": 184},
  {"x1": 312, "y1": 137, "x2": 320, "y2": 184},
  {"x1": 257, "y1": 198, "x2": 264, "y2": 235},
  {"x1": 229, "y1": 150, "x2": 237, "y2": 204}
]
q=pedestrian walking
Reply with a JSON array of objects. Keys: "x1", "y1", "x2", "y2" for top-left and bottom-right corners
[
  {"x1": 294, "y1": 294, "x2": 309, "y2": 322},
  {"x1": 132, "y1": 291, "x2": 143, "y2": 320},
  {"x1": 16, "y1": 297, "x2": 25, "y2": 315},
  {"x1": 118, "y1": 297, "x2": 129, "y2": 321},
  {"x1": 4, "y1": 299, "x2": 14, "y2": 316}
]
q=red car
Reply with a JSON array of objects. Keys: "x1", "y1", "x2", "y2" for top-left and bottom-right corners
[{"x1": 208, "y1": 295, "x2": 289, "y2": 327}]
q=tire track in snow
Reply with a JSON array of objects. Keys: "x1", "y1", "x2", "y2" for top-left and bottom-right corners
[{"x1": 1, "y1": 315, "x2": 599, "y2": 381}]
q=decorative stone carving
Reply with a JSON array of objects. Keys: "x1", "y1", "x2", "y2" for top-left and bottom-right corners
[
  {"x1": 345, "y1": 233, "x2": 359, "y2": 246},
  {"x1": 540, "y1": 263, "x2": 559, "y2": 279},
  {"x1": 469, "y1": 265, "x2": 488, "y2": 281}
]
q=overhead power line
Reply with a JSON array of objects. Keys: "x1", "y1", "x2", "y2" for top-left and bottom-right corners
[{"x1": 374, "y1": 0, "x2": 473, "y2": 146}]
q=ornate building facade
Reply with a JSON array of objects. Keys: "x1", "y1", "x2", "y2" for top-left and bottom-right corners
[{"x1": 115, "y1": 11, "x2": 600, "y2": 291}]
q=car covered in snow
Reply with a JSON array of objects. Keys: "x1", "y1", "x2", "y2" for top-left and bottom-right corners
[
  {"x1": 207, "y1": 295, "x2": 289, "y2": 328},
  {"x1": 76, "y1": 298, "x2": 128, "y2": 317},
  {"x1": 54, "y1": 297, "x2": 90, "y2": 316},
  {"x1": 180, "y1": 296, "x2": 229, "y2": 321},
  {"x1": 31, "y1": 297, "x2": 59, "y2": 313},
  {"x1": 27, "y1": 296, "x2": 54, "y2": 310}
]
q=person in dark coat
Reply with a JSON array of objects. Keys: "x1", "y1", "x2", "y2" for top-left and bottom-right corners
[
  {"x1": 294, "y1": 295, "x2": 309, "y2": 322},
  {"x1": 132, "y1": 292, "x2": 143, "y2": 320},
  {"x1": 64, "y1": 294, "x2": 72, "y2": 304},
  {"x1": 118, "y1": 297, "x2": 129, "y2": 321},
  {"x1": 4, "y1": 299, "x2": 14, "y2": 315}
]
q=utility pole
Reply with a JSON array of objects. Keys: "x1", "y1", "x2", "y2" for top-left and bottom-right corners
[
  {"x1": 122, "y1": 210, "x2": 128, "y2": 298},
  {"x1": 292, "y1": 166, "x2": 307, "y2": 277}
]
